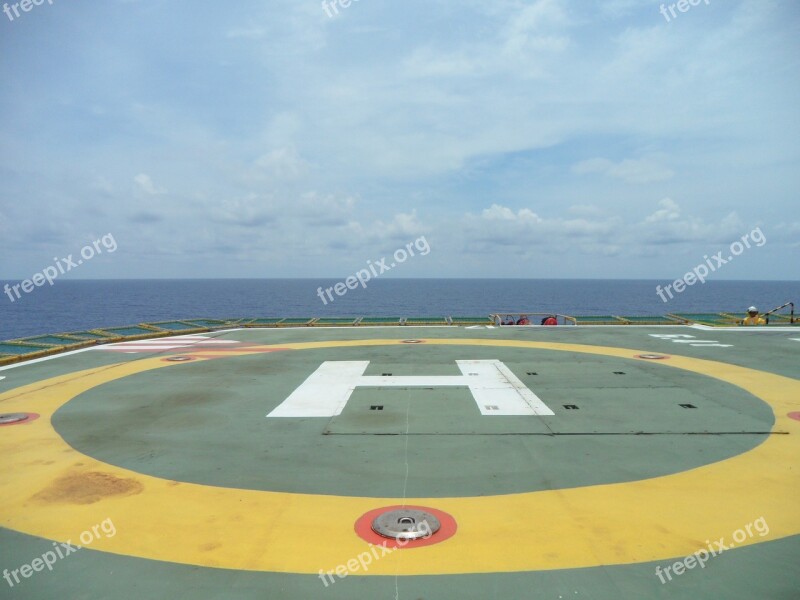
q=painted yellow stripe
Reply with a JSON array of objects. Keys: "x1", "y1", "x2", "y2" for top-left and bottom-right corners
[{"x1": 0, "y1": 339, "x2": 798, "y2": 575}]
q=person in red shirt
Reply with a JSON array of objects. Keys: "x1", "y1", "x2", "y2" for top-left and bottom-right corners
[
  {"x1": 542, "y1": 315, "x2": 558, "y2": 326},
  {"x1": 516, "y1": 315, "x2": 530, "y2": 325}
]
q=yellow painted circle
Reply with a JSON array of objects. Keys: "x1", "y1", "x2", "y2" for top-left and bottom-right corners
[{"x1": 0, "y1": 338, "x2": 798, "y2": 575}]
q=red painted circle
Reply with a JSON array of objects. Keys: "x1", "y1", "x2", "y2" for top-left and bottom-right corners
[
  {"x1": 354, "y1": 505, "x2": 457, "y2": 549},
  {"x1": 0, "y1": 412, "x2": 40, "y2": 427},
  {"x1": 635, "y1": 354, "x2": 670, "y2": 360},
  {"x1": 788, "y1": 412, "x2": 800, "y2": 422}
]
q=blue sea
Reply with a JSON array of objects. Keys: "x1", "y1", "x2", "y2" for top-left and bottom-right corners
[{"x1": 1, "y1": 279, "x2": 798, "y2": 341}]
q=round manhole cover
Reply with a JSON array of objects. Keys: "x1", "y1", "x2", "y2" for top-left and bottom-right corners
[
  {"x1": 0, "y1": 413, "x2": 30, "y2": 425},
  {"x1": 371, "y1": 509, "x2": 441, "y2": 541},
  {"x1": 402, "y1": 340, "x2": 423, "y2": 344},
  {"x1": 636, "y1": 354, "x2": 669, "y2": 360},
  {"x1": 165, "y1": 356, "x2": 194, "y2": 362}
]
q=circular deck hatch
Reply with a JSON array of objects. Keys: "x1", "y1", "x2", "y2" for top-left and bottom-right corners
[
  {"x1": 371, "y1": 509, "x2": 441, "y2": 540},
  {"x1": 0, "y1": 413, "x2": 30, "y2": 425}
]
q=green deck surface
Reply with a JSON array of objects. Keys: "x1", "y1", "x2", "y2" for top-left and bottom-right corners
[{"x1": 1, "y1": 324, "x2": 798, "y2": 599}]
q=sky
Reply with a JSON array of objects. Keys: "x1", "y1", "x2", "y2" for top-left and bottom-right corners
[{"x1": 0, "y1": 0, "x2": 798, "y2": 280}]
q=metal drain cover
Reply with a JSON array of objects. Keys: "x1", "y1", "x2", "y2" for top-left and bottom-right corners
[
  {"x1": 402, "y1": 339, "x2": 423, "y2": 344},
  {"x1": 166, "y1": 356, "x2": 193, "y2": 362},
  {"x1": 0, "y1": 413, "x2": 29, "y2": 425},
  {"x1": 371, "y1": 509, "x2": 440, "y2": 540},
  {"x1": 638, "y1": 354, "x2": 668, "y2": 360}
]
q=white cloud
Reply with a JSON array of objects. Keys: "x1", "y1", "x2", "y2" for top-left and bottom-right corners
[
  {"x1": 254, "y1": 147, "x2": 309, "y2": 180},
  {"x1": 134, "y1": 173, "x2": 166, "y2": 195},
  {"x1": 212, "y1": 194, "x2": 277, "y2": 228},
  {"x1": 378, "y1": 209, "x2": 428, "y2": 238},
  {"x1": 480, "y1": 204, "x2": 543, "y2": 224},
  {"x1": 639, "y1": 199, "x2": 743, "y2": 244},
  {"x1": 295, "y1": 192, "x2": 356, "y2": 226},
  {"x1": 342, "y1": 209, "x2": 428, "y2": 246},
  {"x1": 465, "y1": 204, "x2": 621, "y2": 251},
  {"x1": 1, "y1": 0, "x2": 797, "y2": 279},
  {"x1": 459, "y1": 199, "x2": 750, "y2": 257},
  {"x1": 644, "y1": 198, "x2": 681, "y2": 223},
  {"x1": 502, "y1": 0, "x2": 571, "y2": 58}
]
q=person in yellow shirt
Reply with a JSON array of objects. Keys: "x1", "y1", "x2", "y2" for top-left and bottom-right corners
[{"x1": 742, "y1": 306, "x2": 766, "y2": 326}]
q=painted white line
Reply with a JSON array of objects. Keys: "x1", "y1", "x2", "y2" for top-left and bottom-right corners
[
  {"x1": 133, "y1": 339, "x2": 236, "y2": 344},
  {"x1": 689, "y1": 324, "x2": 799, "y2": 332},
  {"x1": 559, "y1": 325, "x2": 686, "y2": 329},
  {"x1": 96, "y1": 336, "x2": 241, "y2": 351},
  {"x1": 99, "y1": 343, "x2": 239, "y2": 351},
  {"x1": 107, "y1": 341, "x2": 212, "y2": 345},
  {"x1": 0, "y1": 329, "x2": 249, "y2": 370},
  {"x1": 267, "y1": 359, "x2": 554, "y2": 418},
  {"x1": 0, "y1": 347, "x2": 97, "y2": 372},
  {"x1": 99, "y1": 345, "x2": 198, "y2": 351},
  {"x1": 104, "y1": 340, "x2": 237, "y2": 346},
  {"x1": 246, "y1": 325, "x2": 455, "y2": 331}
]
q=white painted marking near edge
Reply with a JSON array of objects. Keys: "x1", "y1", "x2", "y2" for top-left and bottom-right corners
[
  {"x1": 267, "y1": 360, "x2": 554, "y2": 418},
  {"x1": 100, "y1": 344, "x2": 227, "y2": 351},
  {"x1": 96, "y1": 336, "x2": 241, "y2": 352},
  {"x1": 650, "y1": 334, "x2": 694, "y2": 339},
  {"x1": 100, "y1": 339, "x2": 238, "y2": 349},
  {"x1": 110, "y1": 340, "x2": 237, "y2": 345},
  {"x1": 0, "y1": 347, "x2": 96, "y2": 372},
  {"x1": 649, "y1": 333, "x2": 732, "y2": 348},
  {"x1": 0, "y1": 376, "x2": 5, "y2": 380},
  {"x1": 100, "y1": 345, "x2": 194, "y2": 351},
  {"x1": 0, "y1": 329, "x2": 249, "y2": 371},
  {"x1": 689, "y1": 324, "x2": 799, "y2": 332}
]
